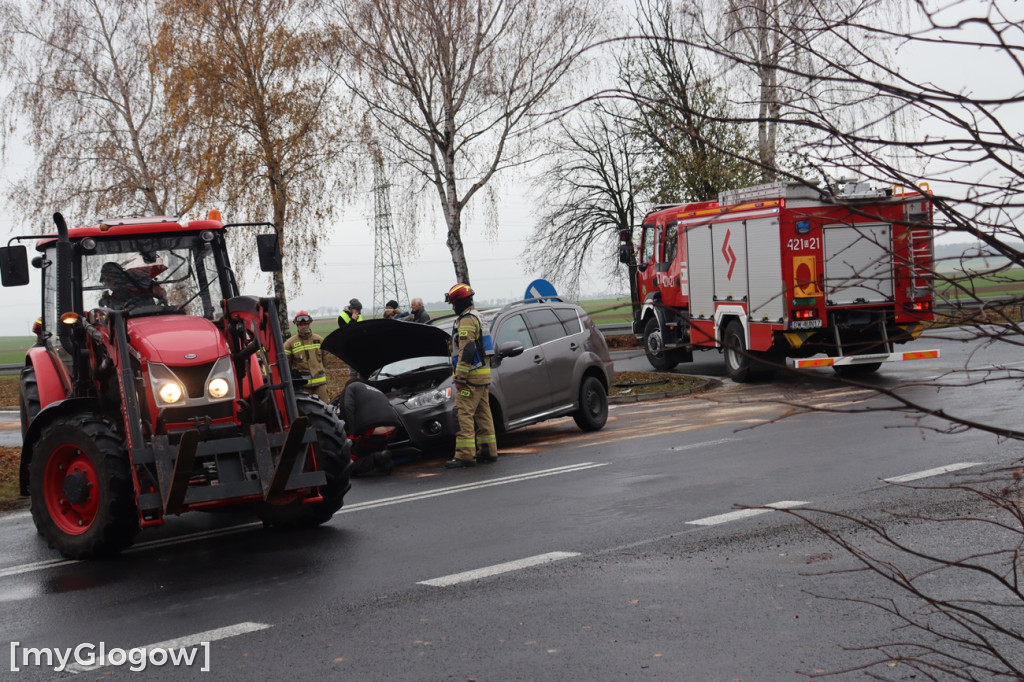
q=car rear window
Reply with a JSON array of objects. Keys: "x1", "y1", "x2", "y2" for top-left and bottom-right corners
[
  {"x1": 554, "y1": 307, "x2": 582, "y2": 335},
  {"x1": 524, "y1": 308, "x2": 565, "y2": 345}
]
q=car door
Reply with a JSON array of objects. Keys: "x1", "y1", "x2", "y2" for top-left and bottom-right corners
[
  {"x1": 523, "y1": 306, "x2": 576, "y2": 408},
  {"x1": 491, "y1": 312, "x2": 553, "y2": 421}
]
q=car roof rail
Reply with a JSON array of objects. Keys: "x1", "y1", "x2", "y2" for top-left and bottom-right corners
[{"x1": 495, "y1": 296, "x2": 565, "y2": 316}]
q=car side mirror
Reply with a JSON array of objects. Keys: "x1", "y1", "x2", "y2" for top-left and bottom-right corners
[{"x1": 492, "y1": 340, "x2": 524, "y2": 367}]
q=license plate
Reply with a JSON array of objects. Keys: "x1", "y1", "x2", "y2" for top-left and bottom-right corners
[{"x1": 789, "y1": 319, "x2": 823, "y2": 330}]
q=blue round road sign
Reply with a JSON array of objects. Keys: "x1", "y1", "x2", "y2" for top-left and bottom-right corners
[{"x1": 524, "y1": 279, "x2": 558, "y2": 303}]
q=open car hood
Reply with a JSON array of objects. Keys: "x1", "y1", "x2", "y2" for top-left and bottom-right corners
[{"x1": 321, "y1": 319, "x2": 451, "y2": 378}]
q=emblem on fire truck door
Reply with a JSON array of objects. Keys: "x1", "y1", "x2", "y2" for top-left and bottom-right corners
[{"x1": 721, "y1": 229, "x2": 737, "y2": 279}]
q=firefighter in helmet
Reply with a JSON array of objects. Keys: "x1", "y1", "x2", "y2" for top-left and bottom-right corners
[
  {"x1": 284, "y1": 310, "x2": 329, "y2": 401},
  {"x1": 444, "y1": 283, "x2": 497, "y2": 468}
]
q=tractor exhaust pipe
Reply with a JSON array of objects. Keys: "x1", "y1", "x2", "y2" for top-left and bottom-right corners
[{"x1": 53, "y1": 212, "x2": 74, "y2": 354}]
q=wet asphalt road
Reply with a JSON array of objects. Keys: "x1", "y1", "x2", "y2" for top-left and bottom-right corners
[{"x1": 1, "y1": 328, "x2": 1022, "y2": 679}]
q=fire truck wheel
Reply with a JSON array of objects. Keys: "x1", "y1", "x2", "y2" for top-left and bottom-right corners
[
  {"x1": 573, "y1": 376, "x2": 608, "y2": 431},
  {"x1": 30, "y1": 414, "x2": 140, "y2": 559},
  {"x1": 644, "y1": 317, "x2": 679, "y2": 371},
  {"x1": 723, "y1": 320, "x2": 753, "y2": 383},
  {"x1": 19, "y1": 366, "x2": 41, "y2": 440},
  {"x1": 257, "y1": 395, "x2": 353, "y2": 529}
]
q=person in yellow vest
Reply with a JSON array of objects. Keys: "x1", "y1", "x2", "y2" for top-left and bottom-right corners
[
  {"x1": 337, "y1": 298, "x2": 363, "y2": 326},
  {"x1": 443, "y1": 283, "x2": 497, "y2": 468},
  {"x1": 285, "y1": 310, "x2": 329, "y2": 401}
]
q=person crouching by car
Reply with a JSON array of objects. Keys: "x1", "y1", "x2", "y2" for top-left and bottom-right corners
[
  {"x1": 285, "y1": 310, "x2": 329, "y2": 401},
  {"x1": 443, "y1": 283, "x2": 497, "y2": 469}
]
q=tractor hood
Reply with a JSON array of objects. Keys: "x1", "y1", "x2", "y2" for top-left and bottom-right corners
[
  {"x1": 321, "y1": 319, "x2": 450, "y2": 378},
  {"x1": 127, "y1": 315, "x2": 231, "y2": 366}
]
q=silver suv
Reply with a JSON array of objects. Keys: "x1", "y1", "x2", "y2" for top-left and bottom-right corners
[{"x1": 321, "y1": 298, "x2": 614, "y2": 453}]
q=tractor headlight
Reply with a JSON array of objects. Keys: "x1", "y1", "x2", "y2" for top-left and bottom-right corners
[
  {"x1": 208, "y1": 377, "x2": 230, "y2": 399},
  {"x1": 204, "y1": 356, "x2": 236, "y2": 401},
  {"x1": 158, "y1": 381, "x2": 184, "y2": 404},
  {"x1": 405, "y1": 386, "x2": 452, "y2": 411}
]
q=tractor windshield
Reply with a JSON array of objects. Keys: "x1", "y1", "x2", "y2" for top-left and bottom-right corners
[{"x1": 76, "y1": 233, "x2": 229, "y2": 319}]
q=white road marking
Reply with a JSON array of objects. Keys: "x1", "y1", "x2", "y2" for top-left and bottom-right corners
[
  {"x1": 0, "y1": 463, "x2": 606, "y2": 579},
  {"x1": 66, "y1": 621, "x2": 271, "y2": 674},
  {"x1": 338, "y1": 462, "x2": 608, "y2": 513},
  {"x1": 417, "y1": 551, "x2": 580, "y2": 587},
  {"x1": 687, "y1": 500, "x2": 809, "y2": 527},
  {"x1": 883, "y1": 462, "x2": 983, "y2": 484},
  {"x1": 670, "y1": 438, "x2": 739, "y2": 451}
]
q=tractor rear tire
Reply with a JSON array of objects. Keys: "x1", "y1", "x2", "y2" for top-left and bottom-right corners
[
  {"x1": 30, "y1": 414, "x2": 139, "y2": 559},
  {"x1": 258, "y1": 395, "x2": 352, "y2": 529}
]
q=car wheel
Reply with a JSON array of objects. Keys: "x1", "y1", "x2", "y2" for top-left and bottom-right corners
[
  {"x1": 573, "y1": 376, "x2": 608, "y2": 432},
  {"x1": 644, "y1": 317, "x2": 679, "y2": 371}
]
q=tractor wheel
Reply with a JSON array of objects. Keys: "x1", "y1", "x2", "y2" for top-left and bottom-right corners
[
  {"x1": 572, "y1": 376, "x2": 608, "y2": 432},
  {"x1": 644, "y1": 317, "x2": 679, "y2": 371},
  {"x1": 258, "y1": 395, "x2": 352, "y2": 529},
  {"x1": 30, "y1": 414, "x2": 139, "y2": 559},
  {"x1": 19, "y1": 366, "x2": 41, "y2": 440}
]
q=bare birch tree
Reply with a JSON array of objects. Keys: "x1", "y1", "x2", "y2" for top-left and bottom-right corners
[
  {"x1": 324, "y1": 0, "x2": 606, "y2": 286},
  {"x1": 155, "y1": 0, "x2": 353, "y2": 326},
  {"x1": 0, "y1": 0, "x2": 202, "y2": 224}
]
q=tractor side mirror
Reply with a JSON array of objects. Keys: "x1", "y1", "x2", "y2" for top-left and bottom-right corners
[
  {"x1": 256, "y1": 233, "x2": 282, "y2": 272},
  {"x1": 0, "y1": 245, "x2": 30, "y2": 286},
  {"x1": 618, "y1": 243, "x2": 630, "y2": 264}
]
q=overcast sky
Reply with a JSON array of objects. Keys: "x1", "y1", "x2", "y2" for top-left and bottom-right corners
[{"x1": 0, "y1": 0, "x2": 1019, "y2": 331}]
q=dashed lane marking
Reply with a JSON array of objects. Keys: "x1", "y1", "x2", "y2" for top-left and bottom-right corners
[
  {"x1": 687, "y1": 500, "x2": 809, "y2": 526},
  {"x1": 417, "y1": 551, "x2": 580, "y2": 587},
  {"x1": 883, "y1": 462, "x2": 983, "y2": 484}
]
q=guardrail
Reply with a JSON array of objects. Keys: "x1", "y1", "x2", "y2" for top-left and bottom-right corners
[{"x1": 1, "y1": 296, "x2": 1016, "y2": 376}]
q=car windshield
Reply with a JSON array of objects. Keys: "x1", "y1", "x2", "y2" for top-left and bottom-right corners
[{"x1": 373, "y1": 356, "x2": 450, "y2": 379}]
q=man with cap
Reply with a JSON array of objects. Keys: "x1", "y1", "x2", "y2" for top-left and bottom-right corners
[
  {"x1": 337, "y1": 298, "x2": 363, "y2": 326},
  {"x1": 443, "y1": 282, "x2": 497, "y2": 469},
  {"x1": 285, "y1": 310, "x2": 329, "y2": 401}
]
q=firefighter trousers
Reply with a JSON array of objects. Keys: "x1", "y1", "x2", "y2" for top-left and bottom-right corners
[{"x1": 454, "y1": 383, "x2": 496, "y2": 462}]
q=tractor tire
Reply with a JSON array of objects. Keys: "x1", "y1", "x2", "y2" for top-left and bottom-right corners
[
  {"x1": 30, "y1": 414, "x2": 139, "y2": 559},
  {"x1": 258, "y1": 395, "x2": 352, "y2": 529},
  {"x1": 644, "y1": 317, "x2": 679, "y2": 372},
  {"x1": 19, "y1": 366, "x2": 41, "y2": 440},
  {"x1": 573, "y1": 376, "x2": 608, "y2": 432}
]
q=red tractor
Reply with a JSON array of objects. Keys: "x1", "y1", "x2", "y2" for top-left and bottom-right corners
[{"x1": 0, "y1": 212, "x2": 352, "y2": 558}]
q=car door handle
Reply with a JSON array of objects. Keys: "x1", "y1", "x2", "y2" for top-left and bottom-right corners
[
  {"x1": 533, "y1": 355, "x2": 544, "y2": 364},
  {"x1": 569, "y1": 342, "x2": 580, "y2": 352}
]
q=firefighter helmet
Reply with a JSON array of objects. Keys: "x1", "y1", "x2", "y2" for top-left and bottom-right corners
[
  {"x1": 294, "y1": 310, "x2": 312, "y2": 324},
  {"x1": 445, "y1": 283, "x2": 474, "y2": 303}
]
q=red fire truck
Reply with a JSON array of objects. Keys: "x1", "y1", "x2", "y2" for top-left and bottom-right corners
[{"x1": 622, "y1": 181, "x2": 939, "y2": 381}]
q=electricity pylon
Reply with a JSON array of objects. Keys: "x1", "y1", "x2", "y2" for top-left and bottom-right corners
[{"x1": 372, "y1": 154, "x2": 408, "y2": 316}]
